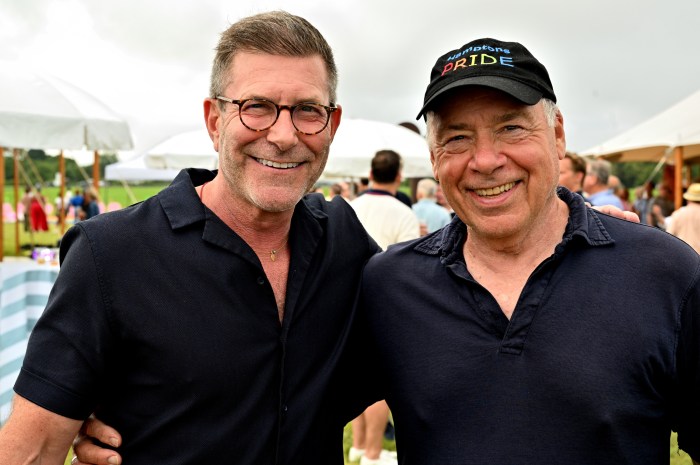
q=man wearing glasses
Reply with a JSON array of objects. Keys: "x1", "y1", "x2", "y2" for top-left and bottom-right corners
[{"x1": 0, "y1": 11, "x2": 379, "y2": 465}]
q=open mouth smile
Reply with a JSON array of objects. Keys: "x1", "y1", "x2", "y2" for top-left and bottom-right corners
[
  {"x1": 474, "y1": 182, "x2": 516, "y2": 197},
  {"x1": 255, "y1": 157, "x2": 300, "y2": 169}
]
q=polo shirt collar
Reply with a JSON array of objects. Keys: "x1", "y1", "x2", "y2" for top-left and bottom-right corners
[
  {"x1": 413, "y1": 186, "x2": 615, "y2": 261},
  {"x1": 159, "y1": 168, "x2": 214, "y2": 230}
]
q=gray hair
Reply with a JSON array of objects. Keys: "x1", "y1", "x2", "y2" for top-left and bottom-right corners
[
  {"x1": 425, "y1": 97, "x2": 559, "y2": 147},
  {"x1": 417, "y1": 178, "x2": 438, "y2": 198},
  {"x1": 210, "y1": 11, "x2": 338, "y2": 103},
  {"x1": 586, "y1": 158, "x2": 612, "y2": 186}
]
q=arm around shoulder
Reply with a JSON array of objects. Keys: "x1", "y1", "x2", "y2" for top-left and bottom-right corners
[{"x1": 0, "y1": 394, "x2": 82, "y2": 464}]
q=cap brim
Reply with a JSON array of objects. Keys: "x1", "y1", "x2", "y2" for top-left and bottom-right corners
[{"x1": 416, "y1": 76, "x2": 544, "y2": 119}]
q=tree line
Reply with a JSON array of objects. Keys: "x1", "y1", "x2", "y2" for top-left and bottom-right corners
[{"x1": 3, "y1": 149, "x2": 119, "y2": 187}]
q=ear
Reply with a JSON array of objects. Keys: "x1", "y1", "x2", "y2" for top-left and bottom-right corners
[
  {"x1": 430, "y1": 150, "x2": 439, "y2": 182},
  {"x1": 203, "y1": 98, "x2": 221, "y2": 152},
  {"x1": 327, "y1": 104, "x2": 342, "y2": 141},
  {"x1": 554, "y1": 110, "x2": 566, "y2": 161}
]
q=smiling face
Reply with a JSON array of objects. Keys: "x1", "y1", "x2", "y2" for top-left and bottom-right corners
[
  {"x1": 204, "y1": 52, "x2": 341, "y2": 214},
  {"x1": 427, "y1": 87, "x2": 566, "y2": 244}
]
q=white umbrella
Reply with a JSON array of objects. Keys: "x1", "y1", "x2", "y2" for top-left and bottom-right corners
[
  {"x1": 0, "y1": 62, "x2": 133, "y2": 151},
  {"x1": 0, "y1": 62, "x2": 134, "y2": 258},
  {"x1": 324, "y1": 118, "x2": 432, "y2": 178}
]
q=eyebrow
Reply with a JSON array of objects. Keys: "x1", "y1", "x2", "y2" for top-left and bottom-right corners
[
  {"x1": 440, "y1": 107, "x2": 534, "y2": 132},
  {"x1": 492, "y1": 108, "x2": 534, "y2": 125}
]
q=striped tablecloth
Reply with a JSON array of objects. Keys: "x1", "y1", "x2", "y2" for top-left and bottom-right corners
[{"x1": 0, "y1": 259, "x2": 59, "y2": 424}]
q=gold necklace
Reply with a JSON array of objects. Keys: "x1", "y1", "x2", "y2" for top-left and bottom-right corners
[
  {"x1": 200, "y1": 181, "x2": 289, "y2": 262},
  {"x1": 269, "y1": 237, "x2": 289, "y2": 262}
]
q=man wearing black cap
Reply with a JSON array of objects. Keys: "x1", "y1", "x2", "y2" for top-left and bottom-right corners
[{"x1": 358, "y1": 38, "x2": 700, "y2": 463}]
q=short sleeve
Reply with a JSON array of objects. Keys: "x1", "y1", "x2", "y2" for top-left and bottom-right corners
[{"x1": 14, "y1": 225, "x2": 115, "y2": 420}]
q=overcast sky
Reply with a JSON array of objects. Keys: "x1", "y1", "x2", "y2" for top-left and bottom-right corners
[{"x1": 1, "y1": 0, "x2": 699, "y2": 158}]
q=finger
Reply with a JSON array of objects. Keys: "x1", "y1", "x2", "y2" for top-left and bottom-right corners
[
  {"x1": 73, "y1": 439, "x2": 123, "y2": 465},
  {"x1": 72, "y1": 452, "x2": 107, "y2": 465},
  {"x1": 71, "y1": 456, "x2": 97, "y2": 465},
  {"x1": 623, "y1": 211, "x2": 640, "y2": 223},
  {"x1": 71, "y1": 458, "x2": 120, "y2": 465},
  {"x1": 80, "y1": 416, "x2": 122, "y2": 448}
]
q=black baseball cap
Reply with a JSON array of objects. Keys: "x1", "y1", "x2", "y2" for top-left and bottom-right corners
[{"x1": 416, "y1": 38, "x2": 556, "y2": 119}]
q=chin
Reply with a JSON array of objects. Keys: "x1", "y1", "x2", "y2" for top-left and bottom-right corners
[{"x1": 250, "y1": 190, "x2": 307, "y2": 213}]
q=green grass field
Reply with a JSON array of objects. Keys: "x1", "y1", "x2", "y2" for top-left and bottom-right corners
[{"x1": 2, "y1": 184, "x2": 167, "y2": 257}]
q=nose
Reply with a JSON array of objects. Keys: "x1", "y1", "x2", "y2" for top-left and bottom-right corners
[
  {"x1": 266, "y1": 108, "x2": 299, "y2": 152},
  {"x1": 468, "y1": 135, "x2": 505, "y2": 175}
]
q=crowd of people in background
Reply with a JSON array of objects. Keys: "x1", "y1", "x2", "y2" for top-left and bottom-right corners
[
  {"x1": 19, "y1": 184, "x2": 102, "y2": 235},
  {"x1": 56, "y1": 186, "x2": 101, "y2": 222},
  {"x1": 558, "y1": 153, "x2": 700, "y2": 254}
]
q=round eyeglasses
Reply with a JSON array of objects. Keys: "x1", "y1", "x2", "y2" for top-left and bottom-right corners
[{"x1": 215, "y1": 96, "x2": 337, "y2": 135}]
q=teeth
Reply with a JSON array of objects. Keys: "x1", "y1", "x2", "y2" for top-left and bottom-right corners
[
  {"x1": 256, "y1": 158, "x2": 300, "y2": 169},
  {"x1": 474, "y1": 182, "x2": 515, "y2": 197}
]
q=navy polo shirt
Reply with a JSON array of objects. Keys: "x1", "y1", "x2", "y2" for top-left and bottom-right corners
[
  {"x1": 359, "y1": 188, "x2": 700, "y2": 464},
  {"x1": 16, "y1": 169, "x2": 379, "y2": 464}
]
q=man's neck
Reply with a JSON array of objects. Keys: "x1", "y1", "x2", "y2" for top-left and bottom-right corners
[
  {"x1": 462, "y1": 197, "x2": 570, "y2": 318},
  {"x1": 464, "y1": 197, "x2": 569, "y2": 264},
  {"x1": 369, "y1": 182, "x2": 397, "y2": 195},
  {"x1": 200, "y1": 177, "x2": 294, "y2": 247}
]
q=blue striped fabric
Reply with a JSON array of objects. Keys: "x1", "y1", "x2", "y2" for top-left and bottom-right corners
[{"x1": 0, "y1": 262, "x2": 59, "y2": 423}]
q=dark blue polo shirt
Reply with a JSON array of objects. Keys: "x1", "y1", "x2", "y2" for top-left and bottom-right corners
[
  {"x1": 359, "y1": 188, "x2": 700, "y2": 464},
  {"x1": 16, "y1": 168, "x2": 379, "y2": 464}
]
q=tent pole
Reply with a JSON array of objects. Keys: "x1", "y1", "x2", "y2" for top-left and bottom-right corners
[
  {"x1": 13, "y1": 149, "x2": 20, "y2": 256},
  {"x1": 59, "y1": 150, "x2": 66, "y2": 235},
  {"x1": 93, "y1": 150, "x2": 100, "y2": 195},
  {"x1": 674, "y1": 147, "x2": 683, "y2": 210},
  {"x1": 119, "y1": 179, "x2": 137, "y2": 205},
  {"x1": 0, "y1": 147, "x2": 4, "y2": 261}
]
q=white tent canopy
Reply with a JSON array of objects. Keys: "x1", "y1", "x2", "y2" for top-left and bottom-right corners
[
  {"x1": 105, "y1": 155, "x2": 182, "y2": 182},
  {"x1": 0, "y1": 62, "x2": 133, "y2": 259},
  {"x1": 580, "y1": 88, "x2": 700, "y2": 164},
  {"x1": 106, "y1": 129, "x2": 218, "y2": 182},
  {"x1": 0, "y1": 62, "x2": 133, "y2": 151},
  {"x1": 324, "y1": 118, "x2": 432, "y2": 178}
]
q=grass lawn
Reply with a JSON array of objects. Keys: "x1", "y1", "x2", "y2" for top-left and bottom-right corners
[{"x1": 2, "y1": 184, "x2": 167, "y2": 258}]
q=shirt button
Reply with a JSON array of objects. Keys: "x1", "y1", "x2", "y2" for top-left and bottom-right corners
[{"x1": 257, "y1": 276, "x2": 265, "y2": 285}]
